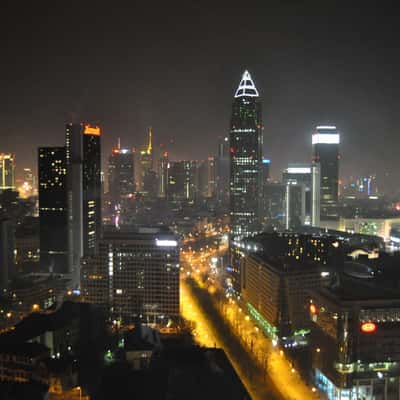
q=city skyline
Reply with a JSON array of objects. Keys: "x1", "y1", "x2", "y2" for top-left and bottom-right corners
[{"x1": 1, "y1": 3, "x2": 400, "y2": 193}]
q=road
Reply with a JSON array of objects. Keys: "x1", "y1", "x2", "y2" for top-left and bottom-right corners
[
  {"x1": 181, "y1": 278, "x2": 283, "y2": 400},
  {"x1": 180, "y1": 240, "x2": 321, "y2": 400}
]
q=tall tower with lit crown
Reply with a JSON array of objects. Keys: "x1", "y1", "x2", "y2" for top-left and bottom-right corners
[
  {"x1": 66, "y1": 123, "x2": 101, "y2": 286},
  {"x1": 312, "y1": 125, "x2": 340, "y2": 221},
  {"x1": 229, "y1": 70, "x2": 263, "y2": 240}
]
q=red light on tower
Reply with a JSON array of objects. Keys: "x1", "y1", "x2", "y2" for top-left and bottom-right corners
[
  {"x1": 361, "y1": 322, "x2": 377, "y2": 333},
  {"x1": 309, "y1": 304, "x2": 317, "y2": 314}
]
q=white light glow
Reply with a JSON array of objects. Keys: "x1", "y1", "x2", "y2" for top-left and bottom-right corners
[
  {"x1": 316, "y1": 125, "x2": 337, "y2": 130},
  {"x1": 156, "y1": 239, "x2": 178, "y2": 247},
  {"x1": 312, "y1": 133, "x2": 340, "y2": 144},
  {"x1": 286, "y1": 167, "x2": 311, "y2": 174}
]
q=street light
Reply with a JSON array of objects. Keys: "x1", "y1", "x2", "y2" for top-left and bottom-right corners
[{"x1": 75, "y1": 386, "x2": 82, "y2": 400}]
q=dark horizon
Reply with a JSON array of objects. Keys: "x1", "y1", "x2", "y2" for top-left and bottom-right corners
[{"x1": 2, "y1": 1, "x2": 400, "y2": 193}]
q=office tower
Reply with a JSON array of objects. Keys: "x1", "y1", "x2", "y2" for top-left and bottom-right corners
[
  {"x1": 65, "y1": 123, "x2": 101, "y2": 285},
  {"x1": 310, "y1": 277, "x2": 400, "y2": 400},
  {"x1": 282, "y1": 163, "x2": 320, "y2": 227},
  {"x1": 262, "y1": 183, "x2": 286, "y2": 229},
  {"x1": 261, "y1": 159, "x2": 270, "y2": 184},
  {"x1": 108, "y1": 142, "x2": 135, "y2": 224},
  {"x1": 216, "y1": 137, "x2": 230, "y2": 205},
  {"x1": 0, "y1": 153, "x2": 16, "y2": 191},
  {"x1": 285, "y1": 183, "x2": 305, "y2": 229},
  {"x1": 229, "y1": 70, "x2": 262, "y2": 240},
  {"x1": 167, "y1": 161, "x2": 197, "y2": 204},
  {"x1": 38, "y1": 147, "x2": 68, "y2": 273},
  {"x1": 158, "y1": 151, "x2": 169, "y2": 198},
  {"x1": 81, "y1": 227, "x2": 180, "y2": 324},
  {"x1": 312, "y1": 126, "x2": 339, "y2": 221},
  {"x1": 0, "y1": 218, "x2": 15, "y2": 290},
  {"x1": 232, "y1": 232, "x2": 343, "y2": 346},
  {"x1": 197, "y1": 157, "x2": 216, "y2": 199},
  {"x1": 139, "y1": 127, "x2": 154, "y2": 190}
]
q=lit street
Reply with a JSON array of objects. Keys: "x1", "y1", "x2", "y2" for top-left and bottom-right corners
[{"x1": 180, "y1": 239, "x2": 321, "y2": 400}]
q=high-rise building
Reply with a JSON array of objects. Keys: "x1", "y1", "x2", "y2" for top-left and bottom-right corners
[
  {"x1": 158, "y1": 151, "x2": 169, "y2": 198},
  {"x1": 0, "y1": 153, "x2": 16, "y2": 191},
  {"x1": 0, "y1": 218, "x2": 15, "y2": 290},
  {"x1": 216, "y1": 137, "x2": 230, "y2": 205},
  {"x1": 282, "y1": 163, "x2": 320, "y2": 227},
  {"x1": 310, "y1": 276, "x2": 400, "y2": 400},
  {"x1": 139, "y1": 127, "x2": 154, "y2": 190},
  {"x1": 261, "y1": 158, "x2": 270, "y2": 184},
  {"x1": 312, "y1": 126, "x2": 339, "y2": 221},
  {"x1": 65, "y1": 123, "x2": 101, "y2": 285},
  {"x1": 81, "y1": 227, "x2": 180, "y2": 324},
  {"x1": 38, "y1": 147, "x2": 68, "y2": 273},
  {"x1": 229, "y1": 70, "x2": 262, "y2": 240},
  {"x1": 167, "y1": 161, "x2": 197, "y2": 204},
  {"x1": 108, "y1": 142, "x2": 135, "y2": 225},
  {"x1": 197, "y1": 157, "x2": 216, "y2": 199}
]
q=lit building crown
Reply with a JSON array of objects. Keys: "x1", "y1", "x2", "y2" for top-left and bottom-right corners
[{"x1": 234, "y1": 70, "x2": 259, "y2": 98}]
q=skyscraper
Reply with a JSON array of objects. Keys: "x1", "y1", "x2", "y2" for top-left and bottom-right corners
[
  {"x1": 312, "y1": 126, "x2": 340, "y2": 221},
  {"x1": 282, "y1": 163, "x2": 320, "y2": 227},
  {"x1": 216, "y1": 137, "x2": 230, "y2": 205},
  {"x1": 139, "y1": 127, "x2": 154, "y2": 190},
  {"x1": 229, "y1": 70, "x2": 263, "y2": 240},
  {"x1": 168, "y1": 161, "x2": 197, "y2": 204},
  {"x1": 66, "y1": 123, "x2": 101, "y2": 285},
  {"x1": 108, "y1": 142, "x2": 135, "y2": 225},
  {"x1": 38, "y1": 147, "x2": 68, "y2": 273},
  {"x1": 0, "y1": 153, "x2": 16, "y2": 191},
  {"x1": 158, "y1": 151, "x2": 169, "y2": 198}
]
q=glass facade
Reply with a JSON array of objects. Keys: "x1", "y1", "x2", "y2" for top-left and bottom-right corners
[
  {"x1": 312, "y1": 126, "x2": 339, "y2": 221},
  {"x1": 229, "y1": 71, "x2": 262, "y2": 240}
]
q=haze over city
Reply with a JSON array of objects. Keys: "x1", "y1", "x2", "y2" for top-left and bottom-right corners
[{"x1": 2, "y1": 2, "x2": 400, "y2": 192}]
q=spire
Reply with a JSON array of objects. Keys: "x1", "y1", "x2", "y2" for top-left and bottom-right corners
[
  {"x1": 147, "y1": 127, "x2": 153, "y2": 154},
  {"x1": 234, "y1": 70, "x2": 259, "y2": 98}
]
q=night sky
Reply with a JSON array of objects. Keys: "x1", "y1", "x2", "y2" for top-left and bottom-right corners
[{"x1": 1, "y1": 1, "x2": 400, "y2": 192}]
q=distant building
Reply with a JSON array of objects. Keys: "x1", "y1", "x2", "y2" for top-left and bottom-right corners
[
  {"x1": 309, "y1": 276, "x2": 400, "y2": 400},
  {"x1": 283, "y1": 163, "x2": 320, "y2": 227},
  {"x1": 312, "y1": 126, "x2": 339, "y2": 221},
  {"x1": 38, "y1": 147, "x2": 68, "y2": 273},
  {"x1": 65, "y1": 123, "x2": 102, "y2": 285},
  {"x1": 168, "y1": 161, "x2": 197, "y2": 204},
  {"x1": 81, "y1": 227, "x2": 180, "y2": 324},
  {"x1": 0, "y1": 153, "x2": 16, "y2": 191},
  {"x1": 229, "y1": 70, "x2": 262, "y2": 240},
  {"x1": 216, "y1": 136, "x2": 230, "y2": 206},
  {"x1": 261, "y1": 158, "x2": 270, "y2": 184},
  {"x1": 139, "y1": 127, "x2": 154, "y2": 191},
  {"x1": 158, "y1": 151, "x2": 169, "y2": 198},
  {"x1": 0, "y1": 218, "x2": 15, "y2": 291},
  {"x1": 108, "y1": 144, "x2": 135, "y2": 225},
  {"x1": 197, "y1": 157, "x2": 216, "y2": 199}
]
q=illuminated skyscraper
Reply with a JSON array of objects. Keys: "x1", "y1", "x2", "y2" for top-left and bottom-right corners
[
  {"x1": 0, "y1": 153, "x2": 16, "y2": 191},
  {"x1": 229, "y1": 70, "x2": 262, "y2": 239},
  {"x1": 139, "y1": 127, "x2": 154, "y2": 190},
  {"x1": 66, "y1": 123, "x2": 101, "y2": 285},
  {"x1": 312, "y1": 126, "x2": 340, "y2": 221},
  {"x1": 216, "y1": 137, "x2": 230, "y2": 205},
  {"x1": 38, "y1": 147, "x2": 68, "y2": 273},
  {"x1": 282, "y1": 163, "x2": 320, "y2": 227},
  {"x1": 108, "y1": 141, "x2": 135, "y2": 224},
  {"x1": 158, "y1": 151, "x2": 169, "y2": 198}
]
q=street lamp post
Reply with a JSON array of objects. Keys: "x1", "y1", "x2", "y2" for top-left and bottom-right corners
[{"x1": 75, "y1": 386, "x2": 82, "y2": 400}]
